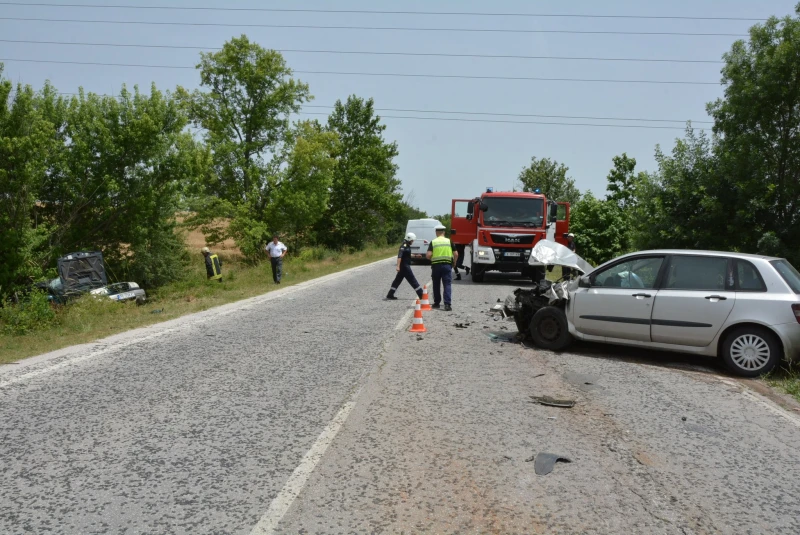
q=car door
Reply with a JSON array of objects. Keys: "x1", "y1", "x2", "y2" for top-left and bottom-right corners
[
  {"x1": 650, "y1": 255, "x2": 736, "y2": 347},
  {"x1": 572, "y1": 255, "x2": 666, "y2": 342}
]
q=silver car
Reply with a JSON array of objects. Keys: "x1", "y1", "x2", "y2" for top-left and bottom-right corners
[{"x1": 520, "y1": 248, "x2": 800, "y2": 377}]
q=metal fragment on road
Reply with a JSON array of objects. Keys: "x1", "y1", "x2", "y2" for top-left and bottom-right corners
[
  {"x1": 526, "y1": 452, "x2": 573, "y2": 475},
  {"x1": 530, "y1": 395, "x2": 576, "y2": 408}
]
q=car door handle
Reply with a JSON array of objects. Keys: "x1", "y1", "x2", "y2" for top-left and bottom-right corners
[
  {"x1": 632, "y1": 293, "x2": 652, "y2": 298},
  {"x1": 705, "y1": 295, "x2": 728, "y2": 300}
]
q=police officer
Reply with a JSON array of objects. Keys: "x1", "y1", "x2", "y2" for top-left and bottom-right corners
[
  {"x1": 202, "y1": 247, "x2": 222, "y2": 283},
  {"x1": 426, "y1": 225, "x2": 457, "y2": 311},
  {"x1": 386, "y1": 232, "x2": 424, "y2": 301}
]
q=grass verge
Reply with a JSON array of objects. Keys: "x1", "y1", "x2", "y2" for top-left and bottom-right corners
[
  {"x1": 765, "y1": 363, "x2": 800, "y2": 403},
  {"x1": 0, "y1": 245, "x2": 394, "y2": 365}
]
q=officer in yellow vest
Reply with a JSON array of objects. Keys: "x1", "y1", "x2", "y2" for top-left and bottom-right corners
[
  {"x1": 202, "y1": 247, "x2": 223, "y2": 283},
  {"x1": 425, "y1": 225, "x2": 458, "y2": 311}
]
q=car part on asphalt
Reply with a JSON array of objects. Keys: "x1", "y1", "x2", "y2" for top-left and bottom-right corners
[
  {"x1": 529, "y1": 396, "x2": 576, "y2": 408},
  {"x1": 529, "y1": 452, "x2": 573, "y2": 475}
]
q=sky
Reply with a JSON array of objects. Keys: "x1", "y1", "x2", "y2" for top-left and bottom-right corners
[{"x1": 1, "y1": 0, "x2": 797, "y2": 216}]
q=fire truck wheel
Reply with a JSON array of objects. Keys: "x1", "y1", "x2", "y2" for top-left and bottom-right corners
[
  {"x1": 471, "y1": 266, "x2": 485, "y2": 282},
  {"x1": 529, "y1": 306, "x2": 573, "y2": 351}
]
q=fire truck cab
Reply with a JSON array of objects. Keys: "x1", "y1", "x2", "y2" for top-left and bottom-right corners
[{"x1": 450, "y1": 189, "x2": 570, "y2": 283}]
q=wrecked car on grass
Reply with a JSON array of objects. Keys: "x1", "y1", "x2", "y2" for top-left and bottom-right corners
[
  {"x1": 36, "y1": 251, "x2": 146, "y2": 305},
  {"x1": 506, "y1": 241, "x2": 800, "y2": 377}
]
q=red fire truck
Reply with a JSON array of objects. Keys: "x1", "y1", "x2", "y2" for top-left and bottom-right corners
[{"x1": 450, "y1": 189, "x2": 570, "y2": 282}]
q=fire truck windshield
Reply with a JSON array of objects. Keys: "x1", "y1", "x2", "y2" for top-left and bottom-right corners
[{"x1": 480, "y1": 197, "x2": 545, "y2": 227}]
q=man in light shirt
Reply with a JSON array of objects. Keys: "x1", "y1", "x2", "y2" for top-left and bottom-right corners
[{"x1": 265, "y1": 234, "x2": 288, "y2": 284}]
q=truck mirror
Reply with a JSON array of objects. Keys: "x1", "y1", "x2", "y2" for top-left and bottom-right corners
[{"x1": 467, "y1": 201, "x2": 474, "y2": 215}]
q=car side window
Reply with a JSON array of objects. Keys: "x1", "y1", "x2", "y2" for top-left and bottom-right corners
[
  {"x1": 736, "y1": 260, "x2": 767, "y2": 292},
  {"x1": 592, "y1": 256, "x2": 664, "y2": 289},
  {"x1": 664, "y1": 256, "x2": 729, "y2": 291}
]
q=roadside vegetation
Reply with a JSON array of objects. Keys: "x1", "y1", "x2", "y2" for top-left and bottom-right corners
[
  {"x1": 0, "y1": 244, "x2": 394, "y2": 364},
  {"x1": 766, "y1": 364, "x2": 800, "y2": 403}
]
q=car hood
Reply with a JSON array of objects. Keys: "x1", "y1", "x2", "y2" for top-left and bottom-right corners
[{"x1": 527, "y1": 239, "x2": 595, "y2": 275}]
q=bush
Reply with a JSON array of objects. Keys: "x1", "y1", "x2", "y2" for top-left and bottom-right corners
[
  {"x1": 296, "y1": 246, "x2": 327, "y2": 262},
  {"x1": 0, "y1": 290, "x2": 58, "y2": 335}
]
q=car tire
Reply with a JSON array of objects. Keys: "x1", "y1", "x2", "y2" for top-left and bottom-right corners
[
  {"x1": 472, "y1": 266, "x2": 485, "y2": 283},
  {"x1": 721, "y1": 326, "x2": 782, "y2": 377},
  {"x1": 529, "y1": 306, "x2": 573, "y2": 351}
]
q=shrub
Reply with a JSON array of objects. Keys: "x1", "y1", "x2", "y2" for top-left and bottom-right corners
[{"x1": 0, "y1": 290, "x2": 58, "y2": 335}]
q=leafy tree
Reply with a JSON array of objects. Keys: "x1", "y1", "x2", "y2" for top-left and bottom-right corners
[
  {"x1": 569, "y1": 192, "x2": 628, "y2": 266},
  {"x1": 707, "y1": 5, "x2": 800, "y2": 260},
  {"x1": 605, "y1": 153, "x2": 640, "y2": 210},
  {"x1": 0, "y1": 68, "x2": 59, "y2": 298},
  {"x1": 517, "y1": 156, "x2": 582, "y2": 204},
  {"x1": 269, "y1": 120, "x2": 339, "y2": 252},
  {"x1": 179, "y1": 36, "x2": 311, "y2": 258},
  {"x1": 38, "y1": 85, "x2": 206, "y2": 287},
  {"x1": 320, "y1": 96, "x2": 402, "y2": 249}
]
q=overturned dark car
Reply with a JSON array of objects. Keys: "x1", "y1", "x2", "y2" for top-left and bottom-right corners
[{"x1": 36, "y1": 251, "x2": 146, "y2": 305}]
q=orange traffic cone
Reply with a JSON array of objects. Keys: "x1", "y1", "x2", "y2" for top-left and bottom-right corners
[
  {"x1": 420, "y1": 285, "x2": 432, "y2": 311},
  {"x1": 409, "y1": 299, "x2": 427, "y2": 333}
]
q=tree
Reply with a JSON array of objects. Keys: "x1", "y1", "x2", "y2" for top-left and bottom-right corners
[
  {"x1": 707, "y1": 5, "x2": 800, "y2": 260},
  {"x1": 569, "y1": 192, "x2": 628, "y2": 266},
  {"x1": 0, "y1": 67, "x2": 60, "y2": 297},
  {"x1": 605, "y1": 153, "x2": 640, "y2": 210},
  {"x1": 179, "y1": 36, "x2": 311, "y2": 258},
  {"x1": 320, "y1": 96, "x2": 402, "y2": 249},
  {"x1": 269, "y1": 120, "x2": 339, "y2": 252},
  {"x1": 517, "y1": 157, "x2": 582, "y2": 204}
]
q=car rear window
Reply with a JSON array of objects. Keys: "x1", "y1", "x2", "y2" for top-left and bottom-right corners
[
  {"x1": 770, "y1": 259, "x2": 800, "y2": 294},
  {"x1": 736, "y1": 260, "x2": 767, "y2": 292},
  {"x1": 664, "y1": 255, "x2": 728, "y2": 291}
]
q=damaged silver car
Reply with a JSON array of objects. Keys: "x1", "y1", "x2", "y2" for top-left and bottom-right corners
[{"x1": 506, "y1": 241, "x2": 800, "y2": 377}]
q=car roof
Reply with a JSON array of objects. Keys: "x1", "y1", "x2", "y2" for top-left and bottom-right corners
[{"x1": 621, "y1": 249, "x2": 782, "y2": 262}]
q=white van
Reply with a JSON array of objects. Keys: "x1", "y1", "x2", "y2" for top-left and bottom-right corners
[{"x1": 405, "y1": 218, "x2": 443, "y2": 263}]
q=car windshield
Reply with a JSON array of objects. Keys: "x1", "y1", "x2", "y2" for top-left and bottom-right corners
[
  {"x1": 770, "y1": 259, "x2": 800, "y2": 293},
  {"x1": 481, "y1": 197, "x2": 544, "y2": 227}
]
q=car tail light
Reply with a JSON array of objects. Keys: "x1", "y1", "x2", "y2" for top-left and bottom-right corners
[{"x1": 792, "y1": 304, "x2": 800, "y2": 324}]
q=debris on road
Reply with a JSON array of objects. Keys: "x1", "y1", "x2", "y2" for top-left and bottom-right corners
[
  {"x1": 486, "y1": 333, "x2": 514, "y2": 343},
  {"x1": 533, "y1": 373, "x2": 546, "y2": 379},
  {"x1": 453, "y1": 322, "x2": 470, "y2": 329},
  {"x1": 150, "y1": 308, "x2": 165, "y2": 314},
  {"x1": 526, "y1": 452, "x2": 573, "y2": 475},
  {"x1": 530, "y1": 395, "x2": 576, "y2": 408}
]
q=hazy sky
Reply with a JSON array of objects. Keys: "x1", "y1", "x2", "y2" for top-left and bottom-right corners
[{"x1": 1, "y1": 1, "x2": 797, "y2": 215}]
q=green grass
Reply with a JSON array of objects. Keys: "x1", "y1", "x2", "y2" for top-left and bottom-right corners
[
  {"x1": 0, "y1": 245, "x2": 395, "y2": 364},
  {"x1": 766, "y1": 362, "x2": 800, "y2": 403}
]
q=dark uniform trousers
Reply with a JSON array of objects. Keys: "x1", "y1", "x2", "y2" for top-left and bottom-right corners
[{"x1": 389, "y1": 264, "x2": 423, "y2": 299}]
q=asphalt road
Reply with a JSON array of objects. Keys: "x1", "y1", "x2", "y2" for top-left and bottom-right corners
[{"x1": 2, "y1": 260, "x2": 800, "y2": 534}]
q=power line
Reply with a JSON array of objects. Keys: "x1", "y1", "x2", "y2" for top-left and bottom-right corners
[
  {"x1": 0, "y1": 2, "x2": 766, "y2": 22},
  {"x1": 0, "y1": 58, "x2": 721, "y2": 85},
  {"x1": 0, "y1": 39, "x2": 726, "y2": 65},
  {"x1": 303, "y1": 105, "x2": 712, "y2": 125},
  {"x1": 298, "y1": 112, "x2": 709, "y2": 131},
  {"x1": 0, "y1": 17, "x2": 749, "y2": 37}
]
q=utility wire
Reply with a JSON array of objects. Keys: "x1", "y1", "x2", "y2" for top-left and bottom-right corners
[
  {"x1": 14, "y1": 92, "x2": 709, "y2": 130},
  {"x1": 0, "y1": 17, "x2": 749, "y2": 37},
  {"x1": 0, "y1": 39, "x2": 726, "y2": 64},
  {"x1": 0, "y1": 58, "x2": 721, "y2": 85},
  {"x1": 297, "y1": 112, "x2": 709, "y2": 131},
  {"x1": 0, "y1": 2, "x2": 767, "y2": 22},
  {"x1": 303, "y1": 105, "x2": 712, "y2": 124}
]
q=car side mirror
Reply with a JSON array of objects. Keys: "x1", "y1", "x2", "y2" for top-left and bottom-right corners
[{"x1": 578, "y1": 275, "x2": 591, "y2": 288}]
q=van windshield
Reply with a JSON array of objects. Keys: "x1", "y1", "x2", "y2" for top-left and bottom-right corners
[{"x1": 481, "y1": 197, "x2": 544, "y2": 227}]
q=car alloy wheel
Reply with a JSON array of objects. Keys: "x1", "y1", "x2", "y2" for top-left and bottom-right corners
[{"x1": 729, "y1": 334, "x2": 771, "y2": 372}]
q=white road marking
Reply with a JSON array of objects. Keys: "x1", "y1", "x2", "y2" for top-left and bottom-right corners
[
  {"x1": 0, "y1": 257, "x2": 394, "y2": 390},
  {"x1": 249, "y1": 397, "x2": 359, "y2": 535},
  {"x1": 718, "y1": 378, "x2": 800, "y2": 429},
  {"x1": 395, "y1": 309, "x2": 414, "y2": 331}
]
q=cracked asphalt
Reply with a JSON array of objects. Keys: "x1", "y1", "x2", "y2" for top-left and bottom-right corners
[{"x1": 2, "y1": 260, "x2": 800, "y2": 534}]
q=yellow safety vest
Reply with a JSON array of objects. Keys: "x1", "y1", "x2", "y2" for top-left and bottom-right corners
[
  {"x1": 209, "y1": 254, "x2": 222, "y2": 281},
  {"x1": 430, "y1": 236, "x2": 454, "y2": 265}
]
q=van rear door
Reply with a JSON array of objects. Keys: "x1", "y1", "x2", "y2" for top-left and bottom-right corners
[{"x1": 451, "y1": 199, "x2": 477, "y2": 246}]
